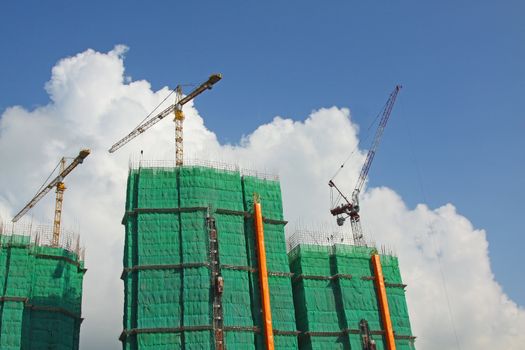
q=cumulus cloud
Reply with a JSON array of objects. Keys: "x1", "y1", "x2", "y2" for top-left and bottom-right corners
[{"x1": 0, "y1": 46, "x2": 523, "y2": 349}]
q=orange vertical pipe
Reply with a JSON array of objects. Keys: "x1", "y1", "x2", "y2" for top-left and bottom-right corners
[
  {"x1": 254, "y1": 197, "x2": 275, "y2": 350},
  {"x1": 371, "y1": 253, "x2": 396, "y2": 350}
]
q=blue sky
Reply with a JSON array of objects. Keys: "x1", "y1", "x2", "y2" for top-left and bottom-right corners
[{"x1": 1, "y1": 0, "x2": 523, "y2": 310}]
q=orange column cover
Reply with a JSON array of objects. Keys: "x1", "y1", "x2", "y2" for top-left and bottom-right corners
[
  {"x1": 371, "y1": 253, "x2": 396, "y2": 350},
  {"x1": 254, "y1": 198, "x2": 275, "y2": 350}
]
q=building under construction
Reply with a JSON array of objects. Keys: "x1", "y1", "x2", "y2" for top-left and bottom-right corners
[
  {"x1": 287, "y1": 238, "x2": 414, "y2": 349},
  {"x1": 0, "y1": 70, "x2": 413, "y2": 349},
  {"x1": 0, "y1": 223, "x2": 85, "y2": 349},
  {"x1": 119, "y1": 161, "x2": 415, "y2": 349},
  {"x1": 120, "y1": 162, "x2": 297, "y2": 349},
  {"x1": 111, "y1": 74, "x2": 413, "y2": 349},
  {"x1": 0, "y1": 149, "x2": 89, "y2": 350}
]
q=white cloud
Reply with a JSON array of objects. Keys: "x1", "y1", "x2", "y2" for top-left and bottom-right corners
[{"x1": 0, "y1": 46, "x2": 523, "y2": 349}]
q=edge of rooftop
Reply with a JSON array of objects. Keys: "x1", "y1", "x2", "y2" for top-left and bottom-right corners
[
  {"x1": 287, "y1": 242, "x2": 398, "y2": 260},
  {"x1": 0, "y1": 221, "x2": 85, "y2": 262},
  {"x1": 287, "y1": 228, "x2": 396, "y2": 257},
  {"x1": 128, "y1": 158, "x2": 280, "y2": 181}
]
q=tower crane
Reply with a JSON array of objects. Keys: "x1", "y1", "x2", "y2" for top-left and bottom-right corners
[
  {"x1": 12, "y1": 149, "x2": 90, "y2": 247},
  {"x1": 329, "y1": 86, "x2": 401, "y2": 246},
  {"x1": 108, "y1": 73, "x2": 222, "y2": 166}
]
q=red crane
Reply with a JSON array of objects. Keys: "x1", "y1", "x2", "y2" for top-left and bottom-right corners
[{"x1": 329, "y1": 86, "x2": 401, "y2": 246}]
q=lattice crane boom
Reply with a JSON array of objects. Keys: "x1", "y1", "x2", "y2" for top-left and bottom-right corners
[
  {"x1": 108, "y1": 73, "x2": 222, "y2": 165},
  {"x1": 329, "y1": 86, "x2": 401, "y2": 245},
  {"x1": 352, "y1": 85, "x2": 401, "y2": 203},
  {"x1": 12, "y1": 149, "x2": 90, "y2": 246}
]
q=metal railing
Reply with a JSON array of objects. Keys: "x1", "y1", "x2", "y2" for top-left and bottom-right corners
[
  {"x1": 128, "y1": 157, "x2": 279, "y2": 181},
  {"x1": 0, "y1": 220, "x2": 85, "y2": 260}
]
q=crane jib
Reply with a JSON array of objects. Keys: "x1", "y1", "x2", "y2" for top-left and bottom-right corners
[
  {"x1": 108, "y1": 73, "x2": 222, "y2": 154},
  {"x1": 11, "y1": 149, "x2": 91, "y2": 223}
]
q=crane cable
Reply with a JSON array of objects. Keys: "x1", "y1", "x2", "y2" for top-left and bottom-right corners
[
  {"x1": 130, "y1": 83, "x2": 198, "y2": 134},
  {"x1": 32, "y1": 159, "x2": 63, "y2": 198},
  {"x1": 131, "y1": 88, "x2": 178, "y2": 133},
  {"x1": 405, "y1": 121, "x2": 462, "y2": 350}
]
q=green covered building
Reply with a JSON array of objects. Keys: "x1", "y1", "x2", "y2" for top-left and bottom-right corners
[
  {"x1": 288, "y1": 243, "x2": 414, "y2": 349},
  {"x1": 0, "y1": 230, "x2": 85, "y2": 350},
  {"x1": 120, "y1": 164, "x2": 297, "y2": 349},
  {"x1": 119, "y1": 162, "x2": 414, "y2": 349}
]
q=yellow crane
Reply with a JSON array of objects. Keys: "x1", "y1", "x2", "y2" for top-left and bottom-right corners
[
  {"x1": 12, "y1": 149, "x2": 91, "y2": 247},
  {"x1": 108, "y1": 73, "x2": 222, "y2": 166}
]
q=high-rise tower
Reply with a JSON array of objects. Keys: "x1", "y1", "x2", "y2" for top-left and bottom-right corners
[
  {"x1": 120, "y1": 163, "x2": 298, "y2": 349},
  {"x1": 0, "y1": 224, "x2": 84, "y2": 349}
]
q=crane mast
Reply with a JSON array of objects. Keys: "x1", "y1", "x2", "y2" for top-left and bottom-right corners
[
  {"x1": 174, "y1": 86, "x2": 184, "y2": 166},
  {"x1": 109, "y1": 73, "x2": 222, "y2": 166},
  {"x1": 53, "y1": 158, "x2": 67, "y2": 246},
  {"x1": 12, "y1": 149, "x2": 90, "y2": 247},
  {"x1": 329, "y1": 86, "x2": 401, "y2": 246}
]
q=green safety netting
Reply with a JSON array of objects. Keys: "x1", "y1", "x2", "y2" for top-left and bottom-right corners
[
  {"x1": 122, "y1": 166, "x2": 297, "y2": 350},
  {"x1": 380, "y1": 255, "x2": 413, "y2": 338},
  {"x1": 0, "y1": 234, "x2": 84, "y2": 349},
  {"x1": 123, "y1": 165, "x2": 414, "y2": 350},
  {"x1": 242, "y1": 175, "x2": 298, "y2": 350},
  {"x1": 289, "y1": 243, "x2": 415, "y2": 350}
]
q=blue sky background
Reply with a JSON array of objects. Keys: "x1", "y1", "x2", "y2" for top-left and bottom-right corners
[{"x1": 1, "y1": 0, "x2": 523, "y2": 308}]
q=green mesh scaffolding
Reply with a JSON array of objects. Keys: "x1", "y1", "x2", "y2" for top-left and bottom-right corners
[
  {"x1": 288, "y1": 244, "x2": 415, "y2": 350},
  {"x1": 121, "y1": 166, "x2": 297, "y2": 349},
  {"x1": 121, "y1": 165, "x2": 414, "y2": 349},
  {"x1": 0, "y1": 234, "x2": 84, "y2": 349}
]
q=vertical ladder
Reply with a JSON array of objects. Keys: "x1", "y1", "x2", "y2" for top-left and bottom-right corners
[{"x1": 207, "y1": 215, "x2": 225, "y2": 350}]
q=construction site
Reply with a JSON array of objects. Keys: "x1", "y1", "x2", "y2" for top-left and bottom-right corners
[{"x1": 0, "y1": 74, "x2": 415, "y2": 349}]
